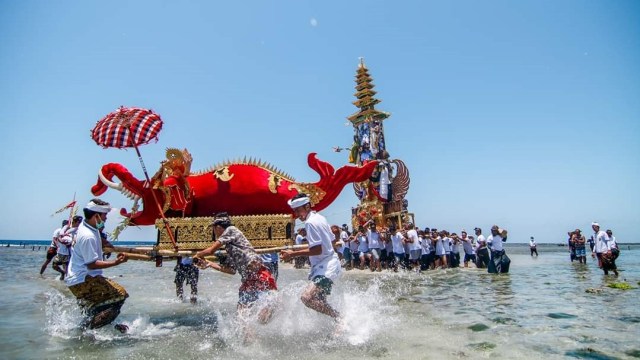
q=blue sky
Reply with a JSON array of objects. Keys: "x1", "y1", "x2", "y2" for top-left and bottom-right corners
[{"x1": 1, "y1": 1, "x2": 638, "y2": 243}]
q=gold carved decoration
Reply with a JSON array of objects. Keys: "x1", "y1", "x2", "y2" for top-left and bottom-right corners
[
  {"x1": 288, "y1": 183, "x2": 326, "y2": 206},
  {"x1": 214, "y1": 166, "x2": 234, "y2": 182},
  {"x1": 150, "y1": 148, "x2": 193, "y2": 214},
  {"x1": 268, "y1": 174, "x2": 283, "y2": 194},
  {"x1": 156, "y1": 214, "x2": 294, "y2": 250}
]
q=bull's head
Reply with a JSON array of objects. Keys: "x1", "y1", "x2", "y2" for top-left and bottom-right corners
[{"x1": 91, "y1": 163, "x2": 165, "y2": 226}]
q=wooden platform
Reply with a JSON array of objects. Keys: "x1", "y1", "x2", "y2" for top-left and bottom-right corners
[{"x1": 155, "y1": 214, "x2": 294, "y2": 251}]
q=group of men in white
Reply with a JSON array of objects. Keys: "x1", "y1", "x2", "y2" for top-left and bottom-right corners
[{"x1": 331, "y1": 222, "x2": 508, "y2": 273}]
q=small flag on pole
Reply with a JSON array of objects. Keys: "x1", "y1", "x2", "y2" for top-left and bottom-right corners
[{"x1": 51, "y1": 201, "x2": 77, "y2": 216}]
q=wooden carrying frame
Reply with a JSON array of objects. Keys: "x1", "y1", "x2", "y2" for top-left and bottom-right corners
[{"x1": 155, "y1": 214, "x2": 294, "y2": 251}]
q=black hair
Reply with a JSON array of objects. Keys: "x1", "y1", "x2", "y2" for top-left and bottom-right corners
[
  {"x1": 62, "y1": 220, "x2": 69, "y2": 226},
  {"x1": 291, "y1": 193, "x2": 309, "y2": 200},
  {"x1": 212, "y1": 212, "x2": 232, "y2": 228}
]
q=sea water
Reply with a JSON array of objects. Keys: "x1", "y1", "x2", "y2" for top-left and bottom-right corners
[{"x1": 1, "y1": 243, "x2": 639, "y2": 359}]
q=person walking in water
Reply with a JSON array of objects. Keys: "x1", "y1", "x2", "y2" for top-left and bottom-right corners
[
  {"x1": 40, "y1": 220, "x2": 67, "y2": 276},
  {"x1": 174, "y1": 256, "x2": 199, "y2": 304},
  {"x1": 65, "y1": 199, "x2": 129, "y2": 333},
  {"x1": 529, "y1": 236, "x2": 538, "y2": 257},
  {"x1": 487, "y1": 225, "x2": 510, "y2": 274},
  {"x1": 52, "y1": 216, "x2": 83, "y2": 280},
  {"x1": 280, "y1": 193, "x2": 343, "y2": 323},
  {"x1": 195, "y1": 212, "x2": 278, "y2": 334},
  {"x1": 572, "y1": 229, "x2": 587, "y2": 264},
  {"x1": 591, "y1": 222, "x2": 617, "y2": 276},
  {"x1": 474, "y1": 227, "x2": 489, "y2": 268}
]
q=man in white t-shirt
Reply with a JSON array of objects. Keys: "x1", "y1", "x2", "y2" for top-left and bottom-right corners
[
  {"x1": 529, "y1": 237, "x2": 538, "y2": 257},
  {"x1": 460, "y1": 230, "x2": 476, "y2": 268},
  {"x1": 433, "y1": 230, "x2": 447, "y2": 269},
  {"x1": 403, "y1": 223, "x2": 420, "y2": 270},
  {"x1": 339, "y1": 225, "x2": 353, "y2": 270},
  {"x1": 66, "y1": 199, "x2": 129, "y2": 333},
  {"x1": 367, "y1": 223, "x2": 382, "y2": 272},
  {"x1": 474, "y1": 227, "x2": 489, "y2": 268},
  {"x1": 486, "y1": 225, "x2": 509, "y2": 274},
  {"x1": 442, "y1": 231, "x2": 452, "y2": 268},
  {"x1": 52, "y1": 216, "x2": 82, "y2": 280},
  {"x1": 389, "y1": 225, "x2": 405, "y2": 271},
  {"x1": 591, "y1": 222, "x2": 617, "y2": 276},
  {"x1": 40, "y1": 220, "x2": 67, "y2": 276},
  {"x1": 356, "y1": 225, "x2": 371, "y2": 270},
  {"x1": 281, "y1": 194, "x2": 342, "y2": 321}
]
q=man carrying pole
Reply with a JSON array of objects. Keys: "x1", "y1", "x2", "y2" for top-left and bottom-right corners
[
  {"x1": 280, "y1": 193, "x2": 343, "y2": 323},
  {"x1": 66, "y1": 199, "x2": 130, "y2": 333}
]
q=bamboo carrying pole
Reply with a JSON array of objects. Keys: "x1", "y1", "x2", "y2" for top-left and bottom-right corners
[{"x1": 104, "y1": 244, "x2": 309, "y2": 262}]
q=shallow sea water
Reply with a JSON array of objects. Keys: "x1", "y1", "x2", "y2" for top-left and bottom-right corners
[{"x1": 1, "y1": 243, "x2": 639, "y2": 359}]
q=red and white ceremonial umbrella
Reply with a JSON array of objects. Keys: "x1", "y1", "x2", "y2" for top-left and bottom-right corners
[{"x1": 91, "y1": 106, "x2": 178, "y2": 249}]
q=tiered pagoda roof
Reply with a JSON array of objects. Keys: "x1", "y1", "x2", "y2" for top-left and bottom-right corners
[{"x1": 347, "y1": 59, "x2": 390, "y2": 124}]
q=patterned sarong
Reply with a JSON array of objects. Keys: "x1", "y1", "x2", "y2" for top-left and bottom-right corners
[
  {"x1": 488, "y1": 250, "x2": 510, "y2": 274},
  {"x1": 69, "y1": 275, "x2": 128, "y2": 312}
]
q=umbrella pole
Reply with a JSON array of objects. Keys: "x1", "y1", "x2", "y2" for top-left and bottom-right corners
[{"x1": 132, "y1": 144, "x2": 179, "y2": 251}]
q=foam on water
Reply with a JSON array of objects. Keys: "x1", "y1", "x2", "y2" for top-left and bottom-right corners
[
  {"x1": 44, "y1": 289, "x2": 84, "y2": 339},
  {"x1": 7, "y1": 245, "x2": 640, "y2": 359}
]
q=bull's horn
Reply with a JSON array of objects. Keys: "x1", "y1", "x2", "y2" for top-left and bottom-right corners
[{"x1": 98, "y1": 169, "x2": 123, "y2": 191}]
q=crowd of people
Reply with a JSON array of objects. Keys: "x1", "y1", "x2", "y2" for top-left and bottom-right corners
[
  {"x1": 292, "y1": 222, "x2": 511, "y2": 274},
  {"x1": 41, "y1": 194, "x2": 344, "y2": 337},
  {"x1": 40, "y1": 196, "x2": 623, "y2": 338},
  {"x1": 566, "y1": 222, "x2": 620, "y2": 276}
]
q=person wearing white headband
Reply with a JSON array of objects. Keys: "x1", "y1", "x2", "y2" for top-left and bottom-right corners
[
  {"x1": 591, "y1": 221, "x2": 617, "y2": 275},
  {"x1": 281, "y1": 193, "x2": 344, "y2": 328},
  {"x1": 65, "y1": 198, "x2": 130, "y2": 333}
]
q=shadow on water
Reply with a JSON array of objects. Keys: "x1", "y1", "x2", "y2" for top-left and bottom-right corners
[{"x1": 565, "y1": 347, "x2": 620, "y2": 360}]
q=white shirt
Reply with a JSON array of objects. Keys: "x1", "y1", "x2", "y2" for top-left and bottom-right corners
[
  {"x1": 435, "y1": 237, "x2": 445, "y2": 256},
  {"x1": 407, "y1": 229, "x2": 421, "y2": 251},
  {"x1": 487, "y1": 234, "x2": 504, "y2": 252},
  {"x1": 357, "y1": 234, "x2": 369, "y2": 253},
  {"x1": 349, "y1": 235, "x2": 359, "y2": 251},
  {"x1": 66, "y1": 221, "x2": 104, "y2": 286},
  {"x1": 338, "y1": 230, "x2": 349, "y2": 254},
  {"x1": 304, "y1": 211, "x2": 341, "y2": 280},
  {"x1": 609, "y1": 235, "x2": 618, "y2": 249},
  {"x1": 420, "y1": 236, "x2": 431, "y2": 255},
  {"x1": 461, "y1": 237, "x2": 474, "y2": 255},
  {"x1": 367, "y1": 229, "x2": 381, "y2": 249},
  {"x1": 475, "y1": 234, "x2": 486, "y2": 252},
  {"x1": 443, "y1": 237, "x2": 452, "y2": 253},
  {"x1": 385, "y1": 237, "x2": 393, "y2": 252},
  {"x1": 56, "y1": 226, "x2": 76, "y2": 256},
  {"x1": 529, "y1": 239, "x2": 537, "y2": 248},
  {"x1": 593, "y1": 230, "x2": 611, "y2": 254},
  {"x1": 295, "y1": 234, "x2": 305, "y2": 245},
  {"x1": 451, "y1": 239, "x2": 460, "y2": 254},
  {"x1": 51, "y1": 227, "x2": 63, "y2": 247},
  {"x1": 392, "y1": 231, "x2": 405, "y2": 254}
]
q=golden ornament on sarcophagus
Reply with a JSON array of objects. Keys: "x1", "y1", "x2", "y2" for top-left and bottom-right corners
[{"x1": 155, "y1": 214, "x2": 294, "y2": 251}]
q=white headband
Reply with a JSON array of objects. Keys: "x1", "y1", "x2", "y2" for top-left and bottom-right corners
[
  {"x1": 86, "y1": 200, "x2": 111, "y2": 214},
  {"x1": 288, "y1": 196, "x2": 310, "y2": 209},
  {"x1": 591, "y1": 222, "x2": 600, "y2": 227}
]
